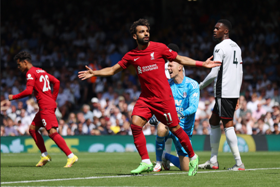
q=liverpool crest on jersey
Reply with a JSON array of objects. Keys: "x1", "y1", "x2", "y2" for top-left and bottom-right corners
[{"x1": 150, "y1": 52, "x2": 155, "y2": 60}]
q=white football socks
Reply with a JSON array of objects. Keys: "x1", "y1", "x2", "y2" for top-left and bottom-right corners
[
  {"x1": 42, "y1": 152, "x2": 48, "y2": 157},
  {"x1": 225, "y1": 127, "x2": 242, "y2": 166},
  {"x1": 142, "y1": 159, "x2": 152, "y2": 165},
  {"x1": 165, "y1": 138, "x2": 172, "y2": 154},
  {"x1": 210, "y1": 125, "x2": 221, "y2": 163},
  {"x1": 67, "y1": 153, "x2": 74, "y2": 158},
  {"x1": 190, "y1": 154, "x2": 197, "y2": 161}
]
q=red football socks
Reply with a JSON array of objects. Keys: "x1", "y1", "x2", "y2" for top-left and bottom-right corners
[
  {"x1": 49, "y1": 132, "x2": 72, "y2": 156},
  {"x1": 172, "y1": 127, "x2": 195, "y2": 158},
  {"x1": 131, "y1": 124, "x2": 149, "y2": 159},
  {"x1": 29, "y1": 129, "x2": 47, "y2": 153}
]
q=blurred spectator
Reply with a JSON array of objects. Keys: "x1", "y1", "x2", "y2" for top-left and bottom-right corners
[
  {"x1": 67, "y1": 112, "x2": 77, "y2": 124},
  {"x1": 1, "y1": 126, "x2": 5, "y2": 136},
  {"x1": 77, "y1": 112, "x2": 86, "y2": 124},
  {"x1": 56, "y1": 87, "x2": 69, "y2": 118},
  {"x1": 70, "y1": 79, "x2": 81, "y2": 103},
  {"x1": 102, "y1": 86, "x2": 114, "y2": 101},
  {"x1": 98, "y1": 116, "x2": 108, "y2": 135},
  {"x1": 82, "y1": 119, "x2": 96, "y2": 135},
  {"x1": 82, "y1": 104, "x2": 93, "y2": 121},
  {"x1": 272, "y1": 88, "x2": 280, "y2": 104},
  {"x1": 15, "y1": 109, "x2": 32, "y2": 134},
  {"x1": 110, "y1": 107, "x2": 123, "y2": 127},
  {"x1": 256, "y1": 117, "x2": 270, "y2": 135},
  {"x1": 252, "y1": 101, "x2": 267, "y2": 122},
  {"x1": 5, "y1": 117, "x2": 18, "y2": 136},
  {"x1": 264, "y1": 112, "x2": 274, "y2": 131},
  {"x1": 7, "y1": 104, "x2": 17, "y2": 121},
  {"x1": 58, "y1": 119, "x2": 68, "y2": 136},
  {"x1": 91, "y1": 97, "x2": 102, "y2": 118},
  {"x1": 272, "y1": 102, "x2": 280, "y2": 117},
  {"x1": 67, "y1": 127, "x2": 74, "y2": 136},
  {"x1": 74, "y1": 122, "x2": 86, "y2": 135},
  {"x1": 272, "y1": 123, "x2": 279, "y2": 135},
  {"x1": 247, "y1": 93, "x2": 258, "y2": 112},
  {"x1": 239, "y1": 99, "x2": 252, "y2": 119}
]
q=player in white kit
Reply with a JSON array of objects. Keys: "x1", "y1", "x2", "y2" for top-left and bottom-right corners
[{"x1": 198, "y1": 19, "x2": 245, "y2": 171}]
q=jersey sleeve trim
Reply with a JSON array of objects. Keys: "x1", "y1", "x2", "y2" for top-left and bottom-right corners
[{"x1": 118, "y1": 61, "x2": 128, "y2": 70}]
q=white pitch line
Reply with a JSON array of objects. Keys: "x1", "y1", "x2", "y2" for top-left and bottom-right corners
[{"x1": 2, "y1": 168, "x2": 280, "y2": 185}]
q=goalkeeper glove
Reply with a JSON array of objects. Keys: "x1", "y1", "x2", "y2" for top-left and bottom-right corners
[
  {"x1": 149, "y1": 115, "x2": 159, "y2": 125},
  {"x1": 177, "y1": 111, "x2": 185, "y2": 120}
]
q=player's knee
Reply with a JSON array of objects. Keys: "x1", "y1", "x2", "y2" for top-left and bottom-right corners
[
  {"x1": 47, "y1": 128, "x2": 58, "y2": 135},
  {"x1": 157, "y1": 123, "x2": 168, "y2": 136},
  {"x1": 222, "y1": 119, "x2": 234, "y2": 128},
  {"x1": 29, "y1": 125, "x2": 36, "y2": 131},
  {"x1": 169, "y1": 124, "x2": 181, "y2": 133},
  {"x1": 131, "y1": 116, "x2": 146, "y2": 127}
]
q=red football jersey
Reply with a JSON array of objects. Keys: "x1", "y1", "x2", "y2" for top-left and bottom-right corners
[
  {"x1": 13, "y1": 67, "x2": 59, "y2": 109},
  {"x1": 118, "y1": 41, "x2": 177, "y2": 102}
]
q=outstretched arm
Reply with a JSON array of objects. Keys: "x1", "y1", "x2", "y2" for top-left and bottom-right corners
[
  {"x1": 174, "y1": 55, "x2": 221, "y2": 68},
  {"x1": 9, "y1": 85, "x2": 34, "y2": 101},
  {"x1": 78, "y1": 63, "x2": 123, "y2": 80},
  {"x1": 199, "y1": 66, "x2": 220, "y2": 90}
]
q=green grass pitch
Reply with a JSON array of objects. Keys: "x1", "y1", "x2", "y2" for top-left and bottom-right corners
[{"x1": 1, "y1": 151, "x2": 280, "y2": 186}]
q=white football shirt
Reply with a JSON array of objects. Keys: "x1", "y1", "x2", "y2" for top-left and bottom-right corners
[{"x1": 200, "y1": 39, "x2": 243, "y2": 98}]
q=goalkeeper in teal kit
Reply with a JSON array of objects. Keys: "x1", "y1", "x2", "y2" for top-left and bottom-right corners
[{"x1": 150, "y1": 44, "x2": 200, "y2": 172}]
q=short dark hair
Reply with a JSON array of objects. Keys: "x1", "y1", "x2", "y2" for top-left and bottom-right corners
[
  {"x1": 218, "y1": 19, "x2": 232, "y2": 32},
  {"x1": 129, "y1": 19, "x2": 150, "y2": 35},
  {"x1": 14, "y1": 51, "x2": 31, "y2": 63},
  {"x1": 168, "y1": 43, "x2": 179, "y2": 53}
]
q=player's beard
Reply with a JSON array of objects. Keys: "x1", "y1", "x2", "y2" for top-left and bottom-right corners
[{"x1": 137, "y1": 35, "x2": 149, "y2": 45}]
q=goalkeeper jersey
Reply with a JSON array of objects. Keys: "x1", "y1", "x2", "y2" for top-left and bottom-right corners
[{"x1": 169, "y1": 76, "x2": 200, "y2": 135}]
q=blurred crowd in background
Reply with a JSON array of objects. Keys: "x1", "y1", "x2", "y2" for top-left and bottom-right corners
[{"x1": 1, "y1": 0, "x2": 280, "y2": 137}]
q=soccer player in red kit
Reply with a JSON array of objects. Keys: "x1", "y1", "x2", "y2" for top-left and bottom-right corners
[
  {"x1": 78, "y1": 19, "x2": 221, "y2": 176},
  {"x1": 8, "y1": 51, "x2": 78, "y2": 168}
]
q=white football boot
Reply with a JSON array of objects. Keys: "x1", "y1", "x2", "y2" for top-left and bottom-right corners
[
  {"x1": 153, "y1": 162, "x2": 162, "y2": 172},
  {"x1": 228, "y1": 163, "x2": 245, "y2": 171},
  {"x1": 198, "y1": 160, "x2": 219, "y2": 169}
]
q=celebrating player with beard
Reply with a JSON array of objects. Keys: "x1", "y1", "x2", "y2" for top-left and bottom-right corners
[{"x1": 78, "y1": 18, "x2": 221, "y2": 176}]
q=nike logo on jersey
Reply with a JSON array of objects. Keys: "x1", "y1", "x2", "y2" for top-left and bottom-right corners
[{"x1": 134, "y1": 57, "x2": 140, "y2": 61}]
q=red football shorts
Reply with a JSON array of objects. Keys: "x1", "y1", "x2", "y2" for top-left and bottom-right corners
[
  {"x1": 31, "y1": 109, "x2": 58, "y2": 130},
  {"x1": 132, "y1": 98, "x2": 179, "y2": 127}
]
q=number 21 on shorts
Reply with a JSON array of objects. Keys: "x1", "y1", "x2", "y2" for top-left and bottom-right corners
[{"x1": 164, "y1": 113, "x2": 172, "y2": 122}]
